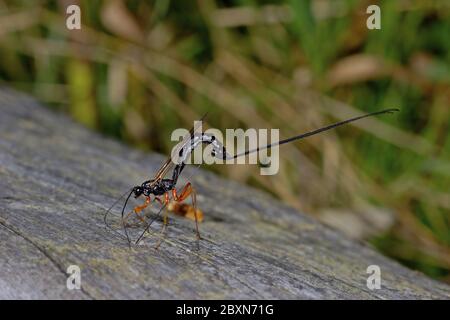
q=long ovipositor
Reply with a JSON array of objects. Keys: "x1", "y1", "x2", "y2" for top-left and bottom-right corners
[{"x1": 171, "y1": 108, "x2": 399, "y2": 180}]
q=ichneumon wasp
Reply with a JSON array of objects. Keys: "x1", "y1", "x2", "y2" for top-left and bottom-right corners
[{"x1": 104, "y1": 108, "x2": 399, "y2": 248}]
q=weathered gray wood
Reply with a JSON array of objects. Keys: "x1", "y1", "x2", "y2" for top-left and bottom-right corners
[{"x1": 0, "y1": 87, "x2": 448, "y2": 300}]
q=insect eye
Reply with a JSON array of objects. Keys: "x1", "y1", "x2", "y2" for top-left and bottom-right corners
[{"x1": 133, "y1": 186, "x2": 143, "y2": 197}]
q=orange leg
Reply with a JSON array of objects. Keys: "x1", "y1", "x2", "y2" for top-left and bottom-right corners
[
  {"x1": 124, "y1": 196, "x2": 151, "y2": 225},
  {"x1": 172, "y1": 183, "x2": 201, "y2": 239},
  {"x1": 154, "y1": 196, "x2": 163, "y2": 205}
]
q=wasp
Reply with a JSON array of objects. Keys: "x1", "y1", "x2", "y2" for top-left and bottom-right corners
[{"x1": 104, "y1": 108, "x2": 398, "y2": 247}]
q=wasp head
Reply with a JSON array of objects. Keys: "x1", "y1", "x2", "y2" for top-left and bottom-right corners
[{"x1": 132, "y1": 186, "x2": 144, "y2": 198}]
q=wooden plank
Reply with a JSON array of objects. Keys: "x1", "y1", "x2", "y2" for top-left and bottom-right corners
[{"x1": 0, "y1": 88, "x2": 448, "y2": 299}]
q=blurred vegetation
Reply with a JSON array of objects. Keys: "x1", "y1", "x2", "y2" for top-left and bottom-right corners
[{"x1": 0, "y1": 0, "x2": 449, "y2": 282}]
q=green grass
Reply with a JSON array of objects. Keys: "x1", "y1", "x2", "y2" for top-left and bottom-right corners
[{"x1": 0, "y1": 0, "x2": 448, "y2": 283}]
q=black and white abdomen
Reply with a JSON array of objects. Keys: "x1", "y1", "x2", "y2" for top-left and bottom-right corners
[{"x1": 177, "y1": 133, "x2": 231, "y2": 164}]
